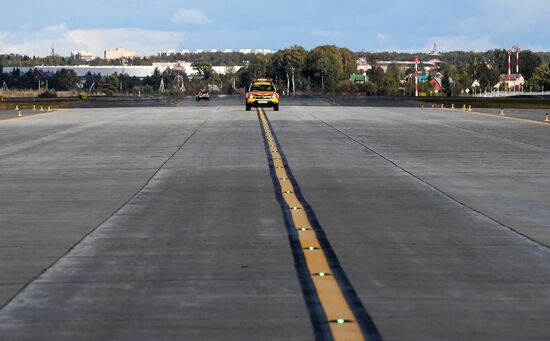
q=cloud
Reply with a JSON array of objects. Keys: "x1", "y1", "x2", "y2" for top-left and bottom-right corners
[
  {"x1": 310, "y1": 29, "x2": 343, "y2": 37},
  {"x1": 454, "y1": 1, "x2": 550, "y2": 37},
  {"x1": 42, "y1": 23, "x2": 69, "y2": 34},
  {"x1": 376, "y1": 33, "x2": 388, "y2": 44},
  {"x1": 67, "y1": 28, "x2": 186, "y2": 56},
  {"x1": 172, "y1": 8, "x2": 212, "y2": 25},
  {"x1": 0, "y1": 25, "x2": 186, "y2": 57}
]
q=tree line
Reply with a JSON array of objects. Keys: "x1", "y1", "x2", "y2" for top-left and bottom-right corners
[{"x1": 2, "y1": 46, "x2": 550, "y2": 96}]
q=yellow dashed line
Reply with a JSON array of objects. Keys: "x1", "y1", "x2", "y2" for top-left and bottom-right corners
[{"x1": 258, "y1": 108, "x2": 365, "y2": 341}]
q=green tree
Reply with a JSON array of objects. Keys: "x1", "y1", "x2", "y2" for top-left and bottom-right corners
[
  {"x1": 372, "y1": 66, "x2": 385, "y2": 94},
  {"x1": 468, "y1": 53, "x2": 496, "y2": 90},
  {"x1": 336, "y1": 80, "x2": 358, "y2": 94},
  {"x1": 380, "y1": 64, "x2": 400, "y2": 95},
  {"x1": 530, "y1": 63, "x2": 550, "y2": 91},
  {"x1": 305, "y1": 45, "x2": 343, "y2": 92},
  {"x1": 338, "y1": 47, "x2": 357, "y2": 79},
  {"x1": 192, "y1": 61, "x2": 214, "y2": 81},
  {"x1": 247, "y1": 56, "x2": 270, "y2": 78},
  {"x1": 440, "y1": 72, "x2": 451, "y2": 96},
  {"x1": 271, "y1": 45, "x2": 307, "y2": 94},
  {"x1": 520, "y1": 50, "x2": 542, "y2": 80},
  {"x1": 98, "y1": 74, "x2": 120, "y2": 96},
  {"x1": 54, "y1": 69, "x2": 78, "y2": 90}
]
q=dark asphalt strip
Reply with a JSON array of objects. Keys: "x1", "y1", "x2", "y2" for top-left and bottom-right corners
[{"x1": 257, "y1": 110, "x2": 382, "y2": 341}]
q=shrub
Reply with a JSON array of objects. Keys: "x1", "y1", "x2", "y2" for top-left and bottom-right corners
[{"x1": 37, "y1": 89, "x2": 57, "y2": 98}]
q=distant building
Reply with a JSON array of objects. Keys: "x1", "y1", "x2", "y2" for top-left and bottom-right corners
[
  {"x1": 223, "y1": 49, "x2": 233, "y2": 53},
  {"x1": 181, "y1": 49, "x2": 191, "y2": 54},
  {"x1": 239, "y1": 49, "x2": 252, "y2": 54},
  {"x1": 71, "y1": 50, "x2": 93, "y2": 61},
  {"x1": 356, "y1": 57, "x2": 372, "y2": 72},
  {"x1": 350, "y1": 72, "x2": 368, "y2": 84},
  {"x1": 158, "y1": 49, "x2": 178, "y2": 57},
  {"x1": 255, "y1": 49, "x2": 273, "y2": 55},
  {"x1": 430, "y1": 73, "x2": 444, "y2": 93},
  {"x1": 104, "y1": 47, "x2": 137, "y2": 60},
  {"x1": 194, "y1": 49, "x2": 204, "y2": 54},
  {"x1": 210, "y1": 49, "x2": 219, "y2": 53},
  {"x1": 494, "y1": 74, "x2": 525, "y2": 91}
]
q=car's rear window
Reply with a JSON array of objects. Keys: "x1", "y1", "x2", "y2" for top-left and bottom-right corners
[{"x1": 250, "y1": 84, "x2": 275, "y2": 92}]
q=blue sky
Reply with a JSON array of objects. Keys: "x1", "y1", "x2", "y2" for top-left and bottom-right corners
[{"x1": 1, "y1": 0, "x2": 549, "y2": 57}]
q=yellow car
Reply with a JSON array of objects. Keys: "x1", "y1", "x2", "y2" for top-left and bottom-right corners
[{"x1": 245, "y1": 79, "x2": 279, "y2": 111}]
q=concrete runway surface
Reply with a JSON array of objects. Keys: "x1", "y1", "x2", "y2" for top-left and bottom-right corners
[{"x1": 0, "y1": 103, "x2": 549, "y2": 340}]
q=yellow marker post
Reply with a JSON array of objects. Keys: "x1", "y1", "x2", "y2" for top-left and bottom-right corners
[
  {"x1": 17, "y1": 110, "x2": 23, "y2": 117},
  {"x1": 33, "y1": 104, "x2": 36, "y2": 111},
  {"x1": 500, "y1": 108, "x2": 505, "y2": 116},
  {"x1": 40, "y1": 106, "x2": 44, "y2": 111},
  {"x1": 48, "y1": 106, "x2": 52, "y2": 112},
  {"x1": 462, "y1": 104, "x2": 466, "y2": 111},
  {"x1": 545, "y1": 113, "x2": 549, "y2": 123},
  {"x1": 15, "y1": 104, "x2": 19, "y2": 111},
  {"x1": 468, "y1": 105, "x2": 472, "y2": 112},
  {"x1": 441, "y1": 104, "x2": 444, "y2": 109},
  {"x1": 451, "y1": 103, "x2": 455, "y2": 109}
]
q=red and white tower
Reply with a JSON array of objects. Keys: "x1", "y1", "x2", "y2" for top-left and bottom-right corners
[
  {"x1": 506, "y1": 49, "x2": 513, "y2": 92},
  {"x1": 413, "y1": 56, "x2": 420, "y2": 97},
  {"x1": 512, "y1": 45, "x2": 521, "y2": 91}
]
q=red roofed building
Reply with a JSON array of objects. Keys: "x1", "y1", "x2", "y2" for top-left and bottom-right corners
[{"x1": 494, "y1": 74, "x2": 525, "y2": 91}]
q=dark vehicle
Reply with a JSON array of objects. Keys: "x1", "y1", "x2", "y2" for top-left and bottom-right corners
[{"x1": 196, "y1": 89, "x2": 210, "y2": 101}]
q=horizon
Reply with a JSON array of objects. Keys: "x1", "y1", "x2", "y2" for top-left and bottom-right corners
[{"x1": 5, "y1": 47, "x2": 550, "y2": 60}]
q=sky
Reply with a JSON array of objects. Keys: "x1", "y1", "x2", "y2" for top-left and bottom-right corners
[{"x1": 1, "y1": 0, "x2": 549, "y2": 57}]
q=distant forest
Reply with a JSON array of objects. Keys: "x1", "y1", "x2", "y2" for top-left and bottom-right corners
[{"x1": 2, "y1": 47, "x2": 550, "y2": 97}]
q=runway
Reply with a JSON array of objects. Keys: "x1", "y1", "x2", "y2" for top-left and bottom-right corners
[{"x1": 0, "y1": 103, "x2": 548, "y2": 340}]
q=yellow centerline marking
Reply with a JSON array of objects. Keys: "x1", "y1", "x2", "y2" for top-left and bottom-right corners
[{"x1": 258, "y1": 108, "x2": 366, "y2": 340}]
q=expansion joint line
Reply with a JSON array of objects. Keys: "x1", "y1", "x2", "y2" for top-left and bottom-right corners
[
  {"x1": 0, "y1": 120, "x2": 207, "y2": 312},
  {"x1": 312, "y1": 114, "x2": 549, "y2": 251},
  {"x1": 257, "y1": 108, "x2": 382, "y2": 341}
]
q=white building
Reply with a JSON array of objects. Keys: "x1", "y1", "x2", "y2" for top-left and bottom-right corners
[
  {"x1": 223, "y1": 49, "x2": 233, "y2": 53},
  {"x1": 181, "y1": 49, "x2": 191, "y2": 54},
  {"x1": 494, "y1": 74, "x2": 525, "y2": 91},
  {"x1": 71, "y1": 50, "x2": 93, "y2": 61},
  {"x1": 104, "y1": 47, "x2": 137, "y2": 60},
  {"x1": 194, "y1": 49, "x2": 204, "y2": 54},
  {"x1": 356, "y1": 57, "x2": 372, "y2": 72},
  {"x1": 158, "y1": 49, "x2": 178, "y2": 57},
  {"x1": 239, "y1": 49, "x2": 252, "y2": 54},
  {"x1": 255, "y1": 49, "x2": 273, "y2": 55}
]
